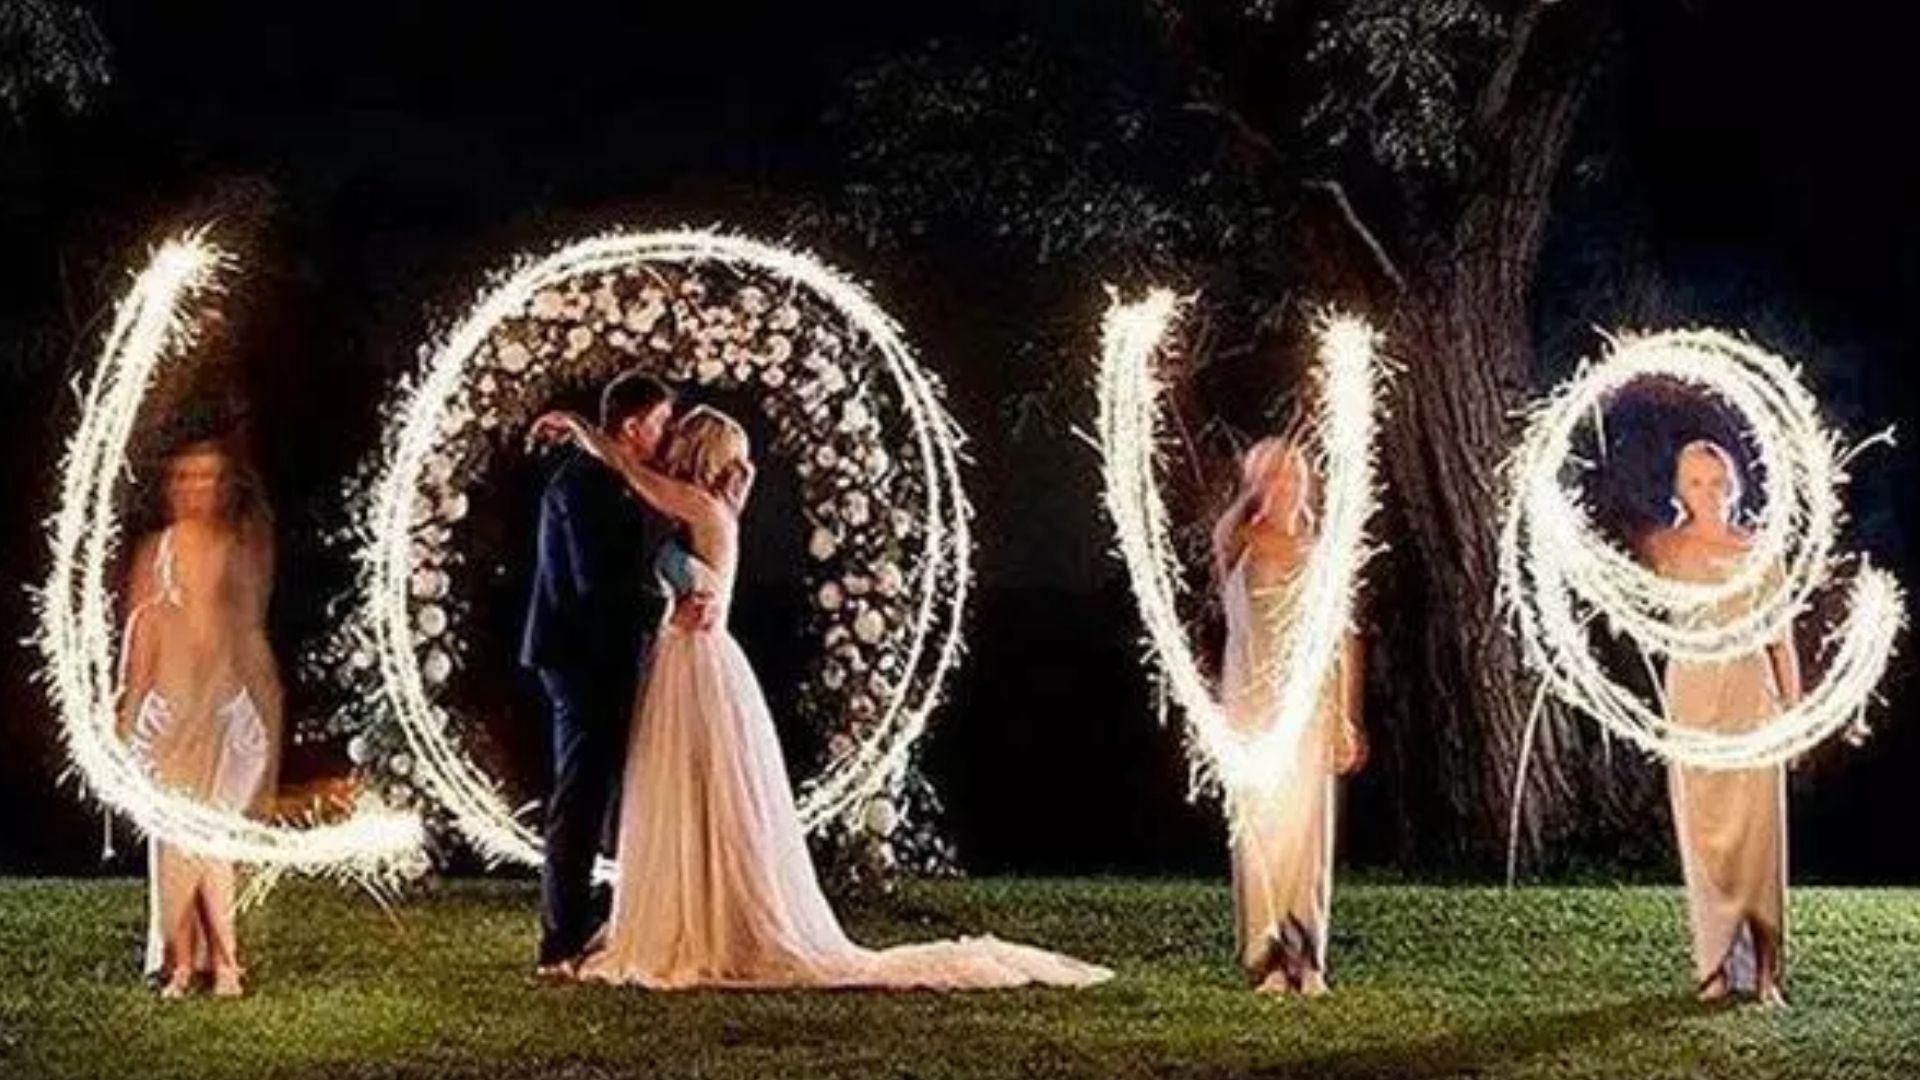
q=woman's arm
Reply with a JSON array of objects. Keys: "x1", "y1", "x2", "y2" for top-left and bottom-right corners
[
  {"x1": 1334, "y1": 631, "x2": 1368, "y2": 775},
  {"x1": 116, "y1": 533, "x2": 162, "y2": 741},
  {"x1": 528, "y1": 411, "x2": 722, "y2": 526}
]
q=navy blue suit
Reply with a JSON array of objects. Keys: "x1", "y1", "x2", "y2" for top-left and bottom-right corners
[{"x1": 521, "y1": 449, "x2": 676, "y2": 965}]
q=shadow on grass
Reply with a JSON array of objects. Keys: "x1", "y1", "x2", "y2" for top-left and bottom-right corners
[{"x1": 1223, "y1": 995, "x2": 1705, "y2": 1080}]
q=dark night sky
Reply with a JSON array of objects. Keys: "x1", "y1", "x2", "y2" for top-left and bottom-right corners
[{"x1": 2, "y1": 0, "x2": 1915, "y2": 880}]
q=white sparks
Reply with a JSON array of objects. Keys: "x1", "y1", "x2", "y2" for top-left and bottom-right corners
[
  {"x1": 32, "y1": 231, "x2": 426, "y2": 880},
  {"x1": 354, "y1": 227, "x2": 972, "y2": 873},
  {"x1": 1095, "y1": 290, "x2": 1386, "y2": 797},
  {"x1": 1499, "y1": 328, "x2": 1906, "y2": 768}
]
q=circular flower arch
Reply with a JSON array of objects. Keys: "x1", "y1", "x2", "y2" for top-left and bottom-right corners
[
  {"x1": 34, "y1": 231, "x2": 425, "y2": 882},
  {"x1": 332, "y1": 228, "x2": 972, "y2": 872},
  {"x1": 1498, "y1": 328, "x2": 1906, "y2": 768},
  {"x1": 1094, "y1": 289, "x2": 1387, "y2": 797}
]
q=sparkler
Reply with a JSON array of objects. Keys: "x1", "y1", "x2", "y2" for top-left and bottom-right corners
[
  {"x1": 33, "y1": 231, "x2": 425, "y2": 880},
  {"x1": 355, "y1": 228, "x2": 972, "y2": 871},
  {"x1": 1095, "y1": 290, "x2": 1385, "y2": 797},
  {"x1": 1499, "y1": 328, "x2": 1905, "y2": 769}
]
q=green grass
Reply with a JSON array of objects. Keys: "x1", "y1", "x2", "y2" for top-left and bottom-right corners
[{"x1": 3, "y1": 877, "x2": 1918, "y2": 1079}]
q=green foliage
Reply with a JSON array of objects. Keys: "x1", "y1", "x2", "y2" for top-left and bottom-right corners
[
  {"x1": 1301, "y1": 0, "x2": 1504, "y2": 179},
  {"x1": 4, "y1": 877, "x2": 1919, "y2": 1079},
  {"x1": 0, "y1": 0, "x2": 110, "y2": 123}
]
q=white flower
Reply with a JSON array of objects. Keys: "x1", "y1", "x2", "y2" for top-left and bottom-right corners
[
  {"x1": 864, "y1": 447, "x2": 891, "y2": 479},
  {"x1": 854, "y1": 608, "x2": 886, "y2": 644},
  {"x1": 842, "y1": 491, "x2": 871, "y2": 527},
  {"x1": 498, "y1": 342, "x2": 531, "y2": 374},
  {"x1": 624, "y1": 301, "x2": 663, "y2": 335},
  {"x1": 608, "y1": 329, "x2": 630, "y2": 351},
  {"x1": 439, "y1": 415, "x2": 472, "y2": 444},
  {"x1": 425, "y1": 452, "x2": 456, "y2": 485},
  {"x1": 388, "y1": 753, "x2": 413, "y2": 778},
  {"x1": 411, "y1": 568, "x2": 449, "y2": 600},
  {"x1": 806, "y1": 526, "x2": 839, "y2": 560},
  {"x1": 840, "y1": 399, "x2": 873, "y2": 432},
  {"x1": 649, "y1": 333, "x2": 672, "y2": 352},
  {"x1": 560, "y1": 291, "x2": 590, "y2": 320},
  {"x1": 530, "y1": 290, "x2": 564, "y2": 319},
  {"x1": 764, "y1": 334, "x2": 793, "y2": 365},
  {"x1": 347, "y1": 735, "x2": 372, "y2": 765},
  {"x1": 696, "y1": 358, "x2": 726, "y2": 383},
  {"x1": 349, "y1": 648, "x2": 374, "y2": 670},
  {"x1": 737, "y1": 285, "x2": 770, "y2": 314},
  {"x1": 864, "y1": 797, "x2": 899, "y2": 837},
  {"x1": 422, "y1": 649, "x2": 454, "y2": 686},
  {"x1": 763, "y1": 366, "x2": 787, "y2": 389},
  {"x1": 822, "y1": 664, "x2": 846, "y2": 690},
  {"x1": 592, "y1": 286, "x2": 621, "y2": 322},
  {"x1": 818, "y1": 365, "x2": 848, "y2": 395},
  {"x1": 439, "y1": 492, "x2": 469, "y2": 523},
  {"x1": 875, "y1": 561, "x2": 904, "y2": 596},
  {"x1": 817, "y1": 581, "x2": 844, "y2": 611},
  {"x1": 565, "y1": 326, "x2": 595, "y2": 355},
  {"x1": 769, "y1": 304, "x2": 801, "y2": 331},
  {"x1": 813, "y1": 445, "x2": 839, "y2": 470},
  {"x1": 844, "y1": 573, "x2": 871, "y2": 596},
  {"x1": 416, "y1": 604, "x2": 449, "y2": 638},
  {"x1": 828, "y1": 733, "x2": 856, "y2": 759}
]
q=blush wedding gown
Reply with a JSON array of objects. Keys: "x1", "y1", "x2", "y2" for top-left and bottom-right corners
[{"x1": 577, "y1": 534, "x2": 1112, "y2": 990}]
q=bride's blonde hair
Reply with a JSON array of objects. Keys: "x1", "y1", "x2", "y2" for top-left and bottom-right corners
[{"x1": 661, "y1": 405, "x2": 751, "y2": 500}]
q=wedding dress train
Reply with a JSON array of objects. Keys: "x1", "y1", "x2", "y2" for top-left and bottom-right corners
[{"x1": 578, "y1": 545, "x2": 1111, "y2": 990}]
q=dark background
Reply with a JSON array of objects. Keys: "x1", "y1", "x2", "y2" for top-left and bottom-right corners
[{"x1": 2, "y1": 1, "x2": 1914, "y2": 881}]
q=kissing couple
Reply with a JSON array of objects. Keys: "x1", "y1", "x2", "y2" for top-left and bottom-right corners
[{"x1": 520, "y1": 369, "x2": 1111, "y2": 990}]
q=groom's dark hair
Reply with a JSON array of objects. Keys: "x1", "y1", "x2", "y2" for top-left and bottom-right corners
[{"x1": 600, "y1": 371, "x2": 675, "y2": 430}]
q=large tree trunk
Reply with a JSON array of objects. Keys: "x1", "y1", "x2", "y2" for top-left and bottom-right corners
[{"x1": 1367, "y1": 55, "x2": 1652, "y2": 871}]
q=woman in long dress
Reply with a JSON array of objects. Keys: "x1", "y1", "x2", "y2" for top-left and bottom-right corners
[
  {"x1": 117, "y1": 436, "x2": 283, "y2": 999},
  {"x1": 1640, "y1": 439, "x2": 1800, "y2": 1006},
  {"x1": 528, "y1": 405, "x2": 1112, "y2": 990},
  {"x1": 1211, "y1": 436, "x2": 1366, "y2": 996}
]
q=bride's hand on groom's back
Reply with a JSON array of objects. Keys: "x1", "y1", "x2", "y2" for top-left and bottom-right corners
[
  {"x1": 526, "y1": 410, "x2": 587, "y2": 453},
  {"x1": 671, "y1": 591, "x2": 718, "y2": 632}
]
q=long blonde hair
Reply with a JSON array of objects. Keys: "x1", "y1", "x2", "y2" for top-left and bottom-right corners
[
  {"x1": 1212, "y1": 422, "x2": 1316, "y2": 582},
  {"x1": 660, "y1": 405, "x2": 751, "y2": 503},
  {"x1": 1671, "y1": 438, "x2": 1744, "y2": 526}
]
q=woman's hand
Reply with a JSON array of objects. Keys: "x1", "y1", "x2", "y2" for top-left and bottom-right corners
[
  {"x1": 526, "y1": 410, "x2": 591, "y2": 454},
  {"x1": 1334, "y1": 721, "x2": 1369, "y2": 776}
]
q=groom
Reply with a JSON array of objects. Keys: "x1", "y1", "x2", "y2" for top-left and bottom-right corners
[{"x1": 520, "y1": 370, "x2": 690, "y2": 976}]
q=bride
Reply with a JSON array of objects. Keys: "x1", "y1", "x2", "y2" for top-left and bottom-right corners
[{"x1": 527, "y1": 404, "x2": 1111, "y2": 990}]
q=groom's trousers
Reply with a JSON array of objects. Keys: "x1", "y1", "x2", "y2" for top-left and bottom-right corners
[{"x1": 536, "y1": 663, "x2": 639, "y2": 965}]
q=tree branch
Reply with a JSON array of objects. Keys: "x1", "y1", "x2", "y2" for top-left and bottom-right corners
[
  {"x1": 1304, "y1": 179, "x2": 1406, "y2": 293},
  {"x1": 1475, "y1": 0, "x2": 1557, "y2": 127},
  {"x1": 1179, "y1": 100, "x2": 1285, "y2": 170}
]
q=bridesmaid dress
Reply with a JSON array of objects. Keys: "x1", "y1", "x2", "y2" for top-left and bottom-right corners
[
  {"x1": 1220, "y1": 552, "x2": 1343, "y2": 989},
  {"x1": 1663, "y1": 556, "x2": 1789, "y2": 994},
  {"x1": 121, "y1": 524, "x2": 281, "y2": 978},
  {"x1": 577, "y1": 536, "x2": 1112, "y2": 990}
]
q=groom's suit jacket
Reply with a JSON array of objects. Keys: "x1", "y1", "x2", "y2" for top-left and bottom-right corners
[{"x1": 520, "y1": 448, "x2": 676, "y2": 697}]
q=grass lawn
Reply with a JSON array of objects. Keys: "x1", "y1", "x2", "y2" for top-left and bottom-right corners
[{"x1": 2, "y1": 876, "x2": 1918, "y2": 1079}]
